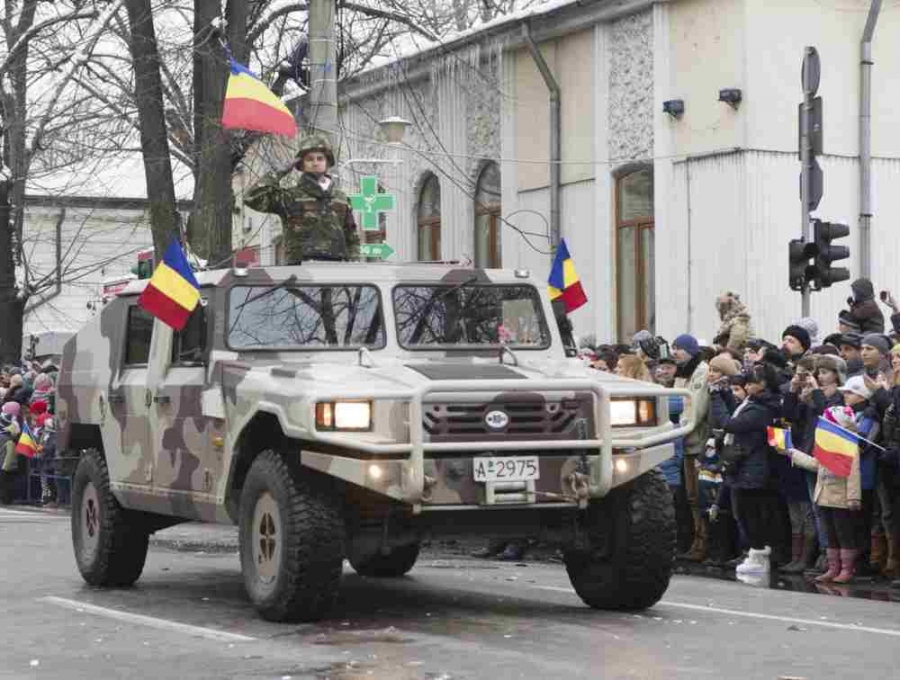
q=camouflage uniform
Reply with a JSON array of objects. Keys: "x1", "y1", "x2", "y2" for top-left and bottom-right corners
[{"x1": 244, "y1": 136, "x2": 360, "y2": 263}]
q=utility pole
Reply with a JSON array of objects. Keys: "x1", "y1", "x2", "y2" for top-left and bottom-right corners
[
  {"x1": 799, "y1": 46, "x2": 822, "y2": 317},
  {"x1": 308, "y1": 0, "x2": 338, "y2": 141}
]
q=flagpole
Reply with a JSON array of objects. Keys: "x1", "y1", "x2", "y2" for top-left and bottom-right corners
[{"x1": 817, "y1": 415, "x2": 886, "y2": 452}]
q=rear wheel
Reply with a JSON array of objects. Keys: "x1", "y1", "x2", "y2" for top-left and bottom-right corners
[
  {"x1": 350, "y1": 543, "x2": 420, "y2": 578},
  {"x1": 564, "y1": 469, "x2": 675, "y2": 610},
  {"x1": 239, "y1": 450, "x2": 345, "y2": 622},
  {"x1": 71, "y1": 449, "x2": 149, "y2": 587}
]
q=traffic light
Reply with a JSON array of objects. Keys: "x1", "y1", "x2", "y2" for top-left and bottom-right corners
[
  {"x1": 788, "y1": 239, "x2": 816, "y2": 291},
  {"x1": 810, "y1": 219, "x2": 850, "y2": 289}
]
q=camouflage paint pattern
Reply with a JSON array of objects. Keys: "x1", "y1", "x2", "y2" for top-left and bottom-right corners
[{"x1": 58, "y1": 262, "x2": 692, "y2": 526}]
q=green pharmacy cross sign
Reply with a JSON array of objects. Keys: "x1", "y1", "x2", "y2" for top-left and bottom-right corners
[{"x1": 349, "y1": 176, "x2": 396, "y2": 231}]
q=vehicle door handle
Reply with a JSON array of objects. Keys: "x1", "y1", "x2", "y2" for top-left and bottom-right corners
[
  {"x1": 153, "y1": 394, "x2": 172, "y2": 404},
  {"x1": 107, "y1": 393, "x2": 125, "y2": 404}
]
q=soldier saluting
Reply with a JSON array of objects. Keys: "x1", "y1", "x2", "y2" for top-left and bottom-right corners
[{"x1": 244, "y1": 135, "x2": 360, "y2": 264}]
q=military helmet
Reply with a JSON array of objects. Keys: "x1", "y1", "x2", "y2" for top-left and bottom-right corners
[{"x1": 295, "y1": 134, "x2": 335, "y2": 168}]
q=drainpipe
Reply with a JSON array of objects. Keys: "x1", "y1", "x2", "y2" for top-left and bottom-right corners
[
  {"x1": 523, "y1": 23, "x2": 561, "y2": 248},
  {"x1": 859, "y1": 0, "x2": 881, "y2": 278}
]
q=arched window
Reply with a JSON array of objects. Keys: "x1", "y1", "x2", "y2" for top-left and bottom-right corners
[
  {"x1": 474, "y1": 162, "x2": 501, "y2": 268},
  {"x1": 616, "y1": 167, "x2": 654, "y2": 342},
  {"x1": 417, "y1": 173, "x2": 441, "y2": 261}
]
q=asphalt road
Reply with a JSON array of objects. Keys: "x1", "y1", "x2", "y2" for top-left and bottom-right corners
[{"x1": 2, "y1": 506, "x2": 900, "y2": 680}]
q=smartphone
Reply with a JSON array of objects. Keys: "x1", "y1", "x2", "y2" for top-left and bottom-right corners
[{"x1": 881, "y1": 290, "x2": 889, "y2": 302}]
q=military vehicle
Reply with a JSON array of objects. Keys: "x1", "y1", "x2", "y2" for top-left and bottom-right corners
[{"x1": 57, "y1": 262, "x2": 694, "y2": 622}]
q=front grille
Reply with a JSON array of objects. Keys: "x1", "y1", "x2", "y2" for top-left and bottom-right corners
[{"x1": 423, "y1": 395, "x2": 592, "y2": 442}]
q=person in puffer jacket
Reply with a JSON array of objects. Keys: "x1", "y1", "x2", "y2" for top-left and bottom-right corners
[
  {"x1": 710, "y1": 363, "x2": 781, "y2": 577},
  {"x1": 785, "y1": 385, "x2": 868, "y2": 584}
]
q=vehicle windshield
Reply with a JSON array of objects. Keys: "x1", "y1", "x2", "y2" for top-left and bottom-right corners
[
  {"x1": 228, "y1": 285, "x2": 385, "y2": 350},
  {"x1": 393, "y1": 283, "x2": 551, "y2": 349}
]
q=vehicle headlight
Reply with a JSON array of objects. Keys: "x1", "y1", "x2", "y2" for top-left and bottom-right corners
[
  {"x1": 610, "y1": 398, "x2": 657, "y2": 427},
  {"x1": 316, "y1": 401, "x2": 372, "y2": 431}
]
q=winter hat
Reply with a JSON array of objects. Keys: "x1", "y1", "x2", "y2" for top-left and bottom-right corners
[
  {"x1": 816, "y1": 355, "x2": 847, "y2": 385},
  {"x1": 839, "y1": 375, "x2": 873, "y2": 400},
  {"x1": 862, "y1": 333, "x2": 891, "y2": 356},
  {"x1": 761, "y1": 347, "x2": 789, "y2": 370},
  {"x1": 1, "y1": 402, "x2": 21, "y2": 418},
  {"x1": 9, "y1": 374, "x2": 23, "y2": 388},
  {"x1": 729, "y1": 374, "x2": 747, "y2": 387},
  {"x1": 632, "y1": 330, "x2": 661, "y2": 360},
  {"x1": 811, "y1": 344, "x2": 840, "y2": 357},
  {"x1": 838, "y1": 310, "x2": 862, "y2": 332},
  {"x1": 8, "y1": 367, "x2": 22, "y2": 377},
  {"x1": 797, "y1": 356, "x2": 818, "y2": 373},
  {"x1": 28, "y1": 400, "x2": 48, "y2": 417},
  {"x1": 839, "y1": 332, "x2": 863, "y2": 349},
  {"x1": 36, "y1": 413, "x2": 53, "y2": 430},
  {"x1": 782, "y1": 325, "x2": 812, "y2": 353},
  {"x1": 33, "y1": 373, "x2": 53, "y2": 392},
  {"x1": 709, "y1": 354, "x2": 741, "y2": 377},
  {"x1": 672, "y1": 334, "x2": 700, "y2": 357},
  {"x1": 795, "y1": 317, "x2": 820, "y2": 347},
  {"x1": 851, "y1": 277, "x2": 875, "y2": 302}
]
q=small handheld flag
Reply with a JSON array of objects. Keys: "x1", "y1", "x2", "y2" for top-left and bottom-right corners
[
  {"x1": 548, "y1": 239, "x2": 587, "y2": 313},
  {"x1": 222, "y1": 59, "x2": 297, "y2": 137},
  {"x1": 138, "y1": 241, "x2": 201, "y2": 331},
  {"x1": 813, "y1": 416, "x2": 859, "y2": 478},
  {"x1": 15, "y1": 422, "x2": 38, "y2": 458},
  {"x1": 767, "y1": 426, "x2": 793, "y2": 451}
]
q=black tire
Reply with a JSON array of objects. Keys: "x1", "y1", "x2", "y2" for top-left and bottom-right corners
[
  {"x1": 349, "y1": 543, "x2": 420, "y2": 578},
  {"x1": 71, "y1": 449, "x2": 149, "y2": 587},
  {"x1": 564, "y1": 469, "x2": 675, "y2": 610},
  {"x1": 238, "y1": 450, "x2": 345, "y2": 622}
]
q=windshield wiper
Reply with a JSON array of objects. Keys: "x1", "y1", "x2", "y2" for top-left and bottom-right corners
[{"x1": 233, "y1": 274, "x2": 298, "y2": 310}]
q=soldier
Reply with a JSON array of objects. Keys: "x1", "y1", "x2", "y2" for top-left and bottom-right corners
[{"x1": 244, "y1": 135, "x2": 360, "y2": 264}]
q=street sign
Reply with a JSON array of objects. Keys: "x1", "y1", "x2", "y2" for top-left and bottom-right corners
[
  {"x1": 808, "y1": 157, "x2": 823, "y2": 211},
  {"x1": 798, "y1": 97, "x2": 823, "y2": 159},
  {"x1": 360, "y1": 242, "x2": 395, "y2": 259},
  {"x1": 801, "y1": 46, "x2": 820, "y2": 95},
  {"x1": 349, "y1": 176, "x2": 396, "y2": 231}
]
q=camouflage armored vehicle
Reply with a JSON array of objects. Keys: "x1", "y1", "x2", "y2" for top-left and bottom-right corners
[{"x1": 57, "y1": 262, "x2": 694, "y2": 622}]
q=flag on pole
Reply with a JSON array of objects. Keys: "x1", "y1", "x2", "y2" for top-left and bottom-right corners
[
  {"x1": 138, "y1": 241, "x2": 201, "y2": 331},
  {"x1": 548, "y1": 239, "x2": 587, "y2": 313},
  {"x1": 15, "y1": 422, "x2": 38, "y2": 458},
  {"x1": 222, "y1": 58, "x2": 298, "y2": 137},
  {"x1": 813, "y1": 416, "x2": 859, "y2": 478},
  {"x1": 767, "y1": 426, "x2": 793, "y2": 451}
]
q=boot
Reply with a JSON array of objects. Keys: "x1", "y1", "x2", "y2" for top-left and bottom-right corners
[
  {"x1": 499, "y1": 539, "x2": 528, "y2": 561},
  {"x1": 679, "y1": 509, "x2": 702, "y2": 559},
  {"x1": 815, "y1": 548, "x2": 841, "y2": 583},
  {"x1": 685, "y1": 517, "x2": 708, "y2": 562},
  {"x1": 779, "y1": 533, "x2": 804, "y2": 573},
  {"x1": 870, "y1": 533, "x2": 887, "y2": 572},
  {"x1": 883, "y1": 531, "x2": 899, "y2": 579},
  {"x1": 833, "y1": 548, "x2": 859, "y2": 583},
  {"x1": 736, "y1": 546, "x2": 770, "y2": 574}
]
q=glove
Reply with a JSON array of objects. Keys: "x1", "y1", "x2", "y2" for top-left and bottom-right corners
[{"x1": 709, "y1": 504, "x2": 719, "y2": 522}]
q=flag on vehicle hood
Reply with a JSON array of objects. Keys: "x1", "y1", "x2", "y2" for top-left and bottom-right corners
[
  {"x1": 767, "y1": 426, "x2": 793, "y2": 451},
  {"x1": 222, "y1": 58, "x2": 297, "y2": 137},
  {"x1": 15, "y1": 422, "x2": 38, "y2": 458},
  {"x1": 813, "y1": 416, "x2": 859, "y2": 478},
  {"x1": 548, "y1": 239, "x2": 587, "y2": 313},
  {"x1": 138, "y1": 241, "x2": 201, "y2": 331}
]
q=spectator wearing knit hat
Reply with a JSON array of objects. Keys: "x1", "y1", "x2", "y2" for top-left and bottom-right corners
[
  {"x1": 838, "y1": 310, "x2": 863, "y2": 334},
  {"x1": 838, "y1": 333, "x2": 865, "y2": 378},
  {"x1": 782, "y1": 325, "x2": 812, "y2": 362},
  {"x1": 673, "y1": 333, "x2": 711, "y2": 560},
  {"x1": 860, "y1": 333, "x2": 893, "y2": 383},
  {"x1": 846, "y1": 278, "x2": 885, "y2": 334}
]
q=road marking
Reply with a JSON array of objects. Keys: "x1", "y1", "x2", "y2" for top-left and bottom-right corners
[
  {"x1": 40, "y1": 596, "x2": 255, "y2": 642},
  {"x1": 0, "y1": 508, "x2": 68, "y2": 518},
  {"x1": 531, "y1": 586, "x2": 900, "y2": 638}
]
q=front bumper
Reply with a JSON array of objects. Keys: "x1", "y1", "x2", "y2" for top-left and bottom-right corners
[{"x1": 299, "y1": 379, "x2": 693, "y2": 507}]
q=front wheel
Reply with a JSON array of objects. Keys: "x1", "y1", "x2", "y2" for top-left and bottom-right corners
[
  {"x1": 350, "y1": 543, "x2": 420, "y2": 578},
  {"x1": 564, "y1": 469, "x2": 675, "y2": 610},
  {"x1": 71, "y1": 449, "x2": 149, "y2": 587},
  {"x1": 239, "y1": 450, "x2": 345, "y2": 622}
]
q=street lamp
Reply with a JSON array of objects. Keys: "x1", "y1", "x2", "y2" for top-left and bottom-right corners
[{"x1": 378, "y1": 116, "x2": 411, "y2": 144}]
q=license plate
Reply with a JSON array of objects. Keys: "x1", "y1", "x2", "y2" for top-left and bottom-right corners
[{"x1": 473, "y1": 457, "x2": 540, "y2": 483}]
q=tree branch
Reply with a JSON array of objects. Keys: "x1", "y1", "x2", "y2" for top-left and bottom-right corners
[
  {"x1": 0, "y1": 6, "x2": 99, "y2": 78},
  {"x1": 247, "y1": 2, "x2": 308, "y2": 46},
  {"x1": 341, "y1": 2, "x2": 439, "y2": 42}
]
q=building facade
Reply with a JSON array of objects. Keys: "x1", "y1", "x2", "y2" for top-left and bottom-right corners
[{"x1": 239, "y1": 0, "x2": 900, "y2": 345}]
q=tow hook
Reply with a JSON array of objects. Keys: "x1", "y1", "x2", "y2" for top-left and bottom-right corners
[{"x1": 567, "y1": 472, "x2": 590, "y2": 509}]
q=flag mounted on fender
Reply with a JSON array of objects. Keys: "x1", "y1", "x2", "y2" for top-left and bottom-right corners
[
  {"x1": 138, "y1": 241, "x2": 201, "y2": 331},
  {"x1": 548, "y1": 239, "x2": 587, "y2": 313},
  {"x1": 221, "y1": 58, "x2": 298, "y2": 137}
]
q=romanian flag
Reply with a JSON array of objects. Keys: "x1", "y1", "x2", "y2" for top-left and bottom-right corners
[
  {"x1": 813, "y1": 416, "x2": 859, "y2": 478},
  {"x1": 15, "y1": 422, "x2": 38, "y2": 458},
  {"x1": 222, "y1": 59, "x2": 297, "y2": 137},
  {"x1": 138, "y1": 241, "x2": 201, "y2": 331},
  {"x1": 767, "y1": 426, "x2": 793, "y2": 451},
  {"x1": 548, "y1": 239, "x2": 587, "y2": 313}
]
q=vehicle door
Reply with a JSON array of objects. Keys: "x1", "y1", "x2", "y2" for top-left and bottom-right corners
[
  {"x1": 151, "y1": 298, "x2": 217, "y2": 511},
  {"x1": 105, "y1": 301, "x2": 156, "y2": 487}
]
